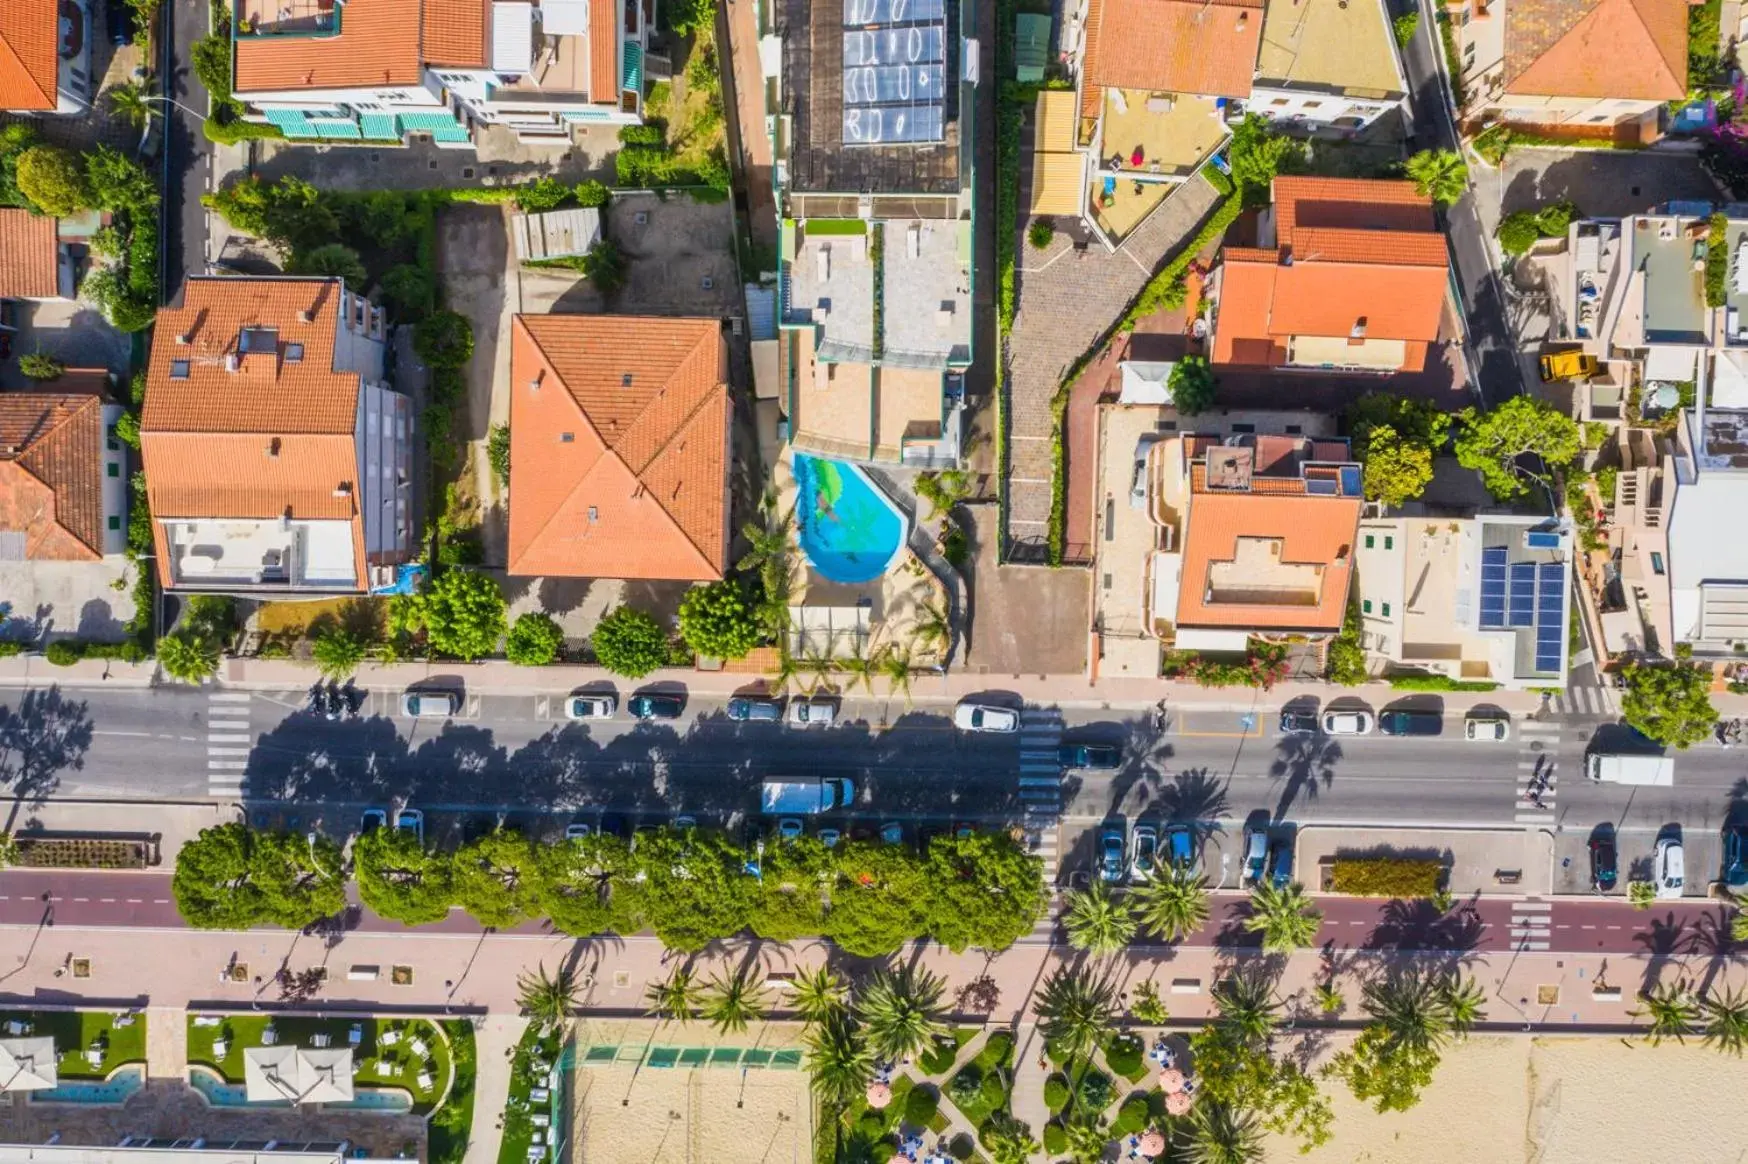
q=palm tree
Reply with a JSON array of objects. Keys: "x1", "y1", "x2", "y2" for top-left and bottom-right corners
[
  {"x1": 1360, "y1": 972, "x2": 1452, "y2": 1056},
  {"x1": 1313, "y1": 980, "x2": 1345, "y2": 1015},
  {"x1": 913, "y1": 600, "x2": 951, "y2": 656},
  {"x1": 770, "y1": 648, "x2": 804, "y2": 696},
  {"x1": 644, "y1": 966, "x2": 701, "y2": 1025},
  {"x1": 515, "y1": 962, "x2": 580, "y2": 1029},
  {"x1": 1438, "y1": 972, "x2": 1487, "y2": 1038},
  {"x1": 1241, "y1": 880, "x2": 1323, "y2": 953},
  {"x1": 1129, "y1": 865, "x2": 1210, "y2": 943},
  {"x1": 737, "y1": 503, "x2": 793, "y2": 576},
  {"x1": 1404, "y1": 148, "x2": 1469, "y2": 207},
  {"x1": 701, "y1": 966, "x2": 769, "y2": 1035},
  {"x1": 879, "y1": 643, "x2": 914, "y2": 702},
  {"x1": 1060, "y1": 1114, "x2": 1111, "y2": 1164},
  {"x1": 1062, "y1": 880, "x2": 1138, "y2": 955},
  {"x1": 804, "y1": 1012, "x2": 875, "y2": 1107},
  {"x1": 1635, "y1": 981, "x2": 1698, "y2": 1046},
  {"x1": 1700, "y1": 987, "x2": 1748, "y2": 1056},
  {"x1": 1182, "y1": 1103, "x2": 1264, "y2": 1164},
  {"x1": 837, "y1": 643, "x2": 880, "y2": 694},
  {"x1": 801, "y1": 650, "x2": 837, "y2": 693},
  {"x1": 857, "y1": 964, "x2": 947, "y2": 1062},
  {"x1": 980, "y1": 1113, "x2": 1039, "y2": 1164},
  {"x1": 1033, "y1": 965, "x2": 1118, "y2": 1060},
  {"x1": 1211, "y1": 971, "x2": 1282, "y2": 1045},
  {"x1": 107, "y1": 82, "x2": 155, "y2": 128},
  {"x1": 791, "y1": 964, "x2": 848, "y2": 1026}
]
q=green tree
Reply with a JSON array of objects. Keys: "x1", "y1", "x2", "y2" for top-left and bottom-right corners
[
  {"x1": 1454, "y1": 396, "x2": 1581, "y2": 501},
  {"x1": 1130, "y1": 864, "x2": 1210, "y2": 942},
  {"x1": 635, "y1": 828, "x2": 756, "y2": 951},
  {"x1": 172, "y1": 823, "x2": 344, "y2": 930},
  {"x1": 702, "y1": 966, "x2": 769, "y2": 1034},
  {"x1": 1241, "y1": 880, "x2": 1323, "y2": 953},
  {"x1": 856, "y1": 964, "x2": 946, "y2": 1061},
  {"x1": 16, "y1": 146, "x2": 90, "y2": 215},
  {"x1": 1349, "y1": 392, "x2": 1453, "y2": 452},
  {"x1": 1621, "y1": 661, "x2": 1717, "y2": 749},
  {"x1": 645, "y1": 966, "x2": 701, "y2": 1025},
  {"x1": 290, "y1": 242, "x2": 367, "y2": 285},
  {"x1": 1636, "y1": 982, "x2": 1699, "y2": 1046},
  {"x1": 1496, "y1": 210, "x2": 1543, "y2": 257},
  {"x1": 1326, "y1": 1026, "x2": 1439, "y2": 1112},
  {"x1": 86, "y1": 146, "x2": 156, "y2": 213},
  {"x1": 505, "y1": 612, "x2": 564, "y2": 666},
  {"x1": 1033, "y1": 965, "x2": 1118, "y2": 1060},
  {"x1": 981, "y1": 1113, "x2": 1040, "y2": 1164},
  {"x1": 923, "y1": 829, "x2": 1047, "y2": 952},
  {"x1": 514, "y1": 176, "x2": 570, "y2": 212},
  {"x1": 574, "y1": 179, "x2": 610, "y2": 208},
  {"x1": 355, "y1": 828, "x2": 454, "y2": 925},
  {"x1": 825, "y1": 840, "x2": 929, "y2": 956},
  {"x1": 106, "y1": 82, "x2": 155, "y2": 127},
  {"x1": 414, "y1": 310, "x2": 475, "y2": 369},
  {"x1": 677, "y1": 579, "x2": 765, "y2": 660},
  {"x1": 1168, "y1": 355, "x2": 1217, "y2": 415},
  {"x1": 1062, "y1": 879, "x2": 1138, "y2": 954},
  {"x1": 590, "y1": 605, "x2": 671, "y2": 678},
  {"x1": 17, "y1": 352, "x2": 62, "y2": 380},
  {"x1": 804, "y1": 1012, "x2": 874, "y2": 1108},
  {"x1": 583, "y1": 238, "x2": 627, "y2": 294},
  {"x1": 1360, "y1": 972, "x2": 1453, "y2": 1056},
  {"x1": 311, "y1": 626, "x2": 366, "y2": 680},
  {"x1": 158, "y1": 630, "x2": 220, "y2": 683},
  {"x1": 790, "y1": 964, "x2": 848, "y2": 1025},
  {"x1": 1700, "y1": 987, "x2": 1748, "y2": 1056},
  {"x1": 516, "y1": 962, "x2": 580, "y2": 1029},
  {"x1": 749, "y1": 835, "x2": 832, "y2": 941},
  {"x1": 1227, "y1": 113, "x2": 1304, "y2": 204},
  {"x1": 1405, "y1": 148, "x2": 1469, "y2": 207},
  {"x1": 487, "y1": 423, "x2": 510, "y2": 486},
  {"x1": 381, "y1": 263, "x2": 436, "y2": 316},
  {"x1": 452, "y1": 829, "x2": 541, "y2": 928},
  {"x1": 1189, "y1": 1021, "x2": 1331, "y2": 1152},
  {"x1": 1359, "y1": 426, "x2": 1435, "y2": 508},
  {"x1": 536, "y1": 831, "x2": 636, "y2": 937},
  {"x1": 402, "y1": 569, "x2": 507, "y2": 661},
  {"x1": 1183, "y1": 1103, "x2": 1264, "y2": 1164}
]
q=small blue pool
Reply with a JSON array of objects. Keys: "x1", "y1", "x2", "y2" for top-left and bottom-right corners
[
  {"x1": 792, "y1": 455, "x2": 907, "y2": 584},
  {"x1": 32, "y1": 1065, "x2": 145, "y2": 1105},
  {"x1": 189, "y1": 1066, "x2": 288, "y2": 1108},
  {"x1": 329, "y1": 1088, "x2": 415, "y2": 1112}
]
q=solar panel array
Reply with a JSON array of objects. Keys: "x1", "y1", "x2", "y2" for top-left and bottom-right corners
[
  {"x1": 1478, "y1": 545, "x2": 1566, "y2": 674},
  {"x1": 841, "y1": 0, "x2": 948, "y2": 146}
]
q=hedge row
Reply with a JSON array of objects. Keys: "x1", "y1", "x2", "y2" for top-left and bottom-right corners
[{"x1": 1328, "y1": 857, "x2": 1444, "y2": 897}]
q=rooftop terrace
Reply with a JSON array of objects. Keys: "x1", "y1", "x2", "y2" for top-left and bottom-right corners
[{"x1": 1634, "y1": 215, "x2": 1710, "y2": 345}]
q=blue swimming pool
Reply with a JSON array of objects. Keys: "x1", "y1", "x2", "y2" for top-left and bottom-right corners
[
  {"x1": 792, "y1": 455, "x2": 907, "y2": 584},
  {"x1": 32, "y1": 1065, "x2": 145, "y2": 1105},
  {"x1": 189, "y1": 1066, "x2": 288, "y2": 1108}
]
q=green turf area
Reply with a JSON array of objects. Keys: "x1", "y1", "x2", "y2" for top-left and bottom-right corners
[
  {"x1": 185, "y1": 1014, "x2": 453, "y2": 1113},
  {"x1": 0, "y1": 1009, "x2": 145, "y2": 1080}
]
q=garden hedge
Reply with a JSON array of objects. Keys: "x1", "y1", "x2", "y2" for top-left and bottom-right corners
[{"x1": 1328, "y1": 857, "x2": 1444, "y2": 897}]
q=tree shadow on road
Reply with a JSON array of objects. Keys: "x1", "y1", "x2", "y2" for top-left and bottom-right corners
[
  {"x1": 0, "y1": 685, "x2": 93, "y2": 833},
  {"x1": 1267, "y1": 734, "x2": 1341, "y2": 824},
  {"x1": 1634, "y1": 911, "x2": 1701, "y2": 995},
  {"x1": 1363, "y1": 896, "x2": 1485, "y2": 975}
]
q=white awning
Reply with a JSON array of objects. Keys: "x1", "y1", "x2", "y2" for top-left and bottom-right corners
[
  {"x1": 539, "y1": 0, "x2": 590, "y2": 34},
  {"x1": 492, "y1": 3, "x2": 535, "y2": 72},
  {"x1": 1118, "y1": 361, "x2": 1175, "y2": 404},
  {"x1": 1714, "y1": 349, "x2": 1748, "y2": 409},
  {"x1": 1644, "y1": 344, "x2": 1699, "y2": 383},
  {"x1": 243, "y1": 1047, "x2": 354, "y2": 1104},
  {"x1": 1174, "y1": 628, "x2": 1253, "y2": 652},
  {"x1": 0, "y1": 1037, "x2": 58, "y2": 1092}
]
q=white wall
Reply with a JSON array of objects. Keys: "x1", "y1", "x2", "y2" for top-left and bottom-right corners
[{"x1": 100, "y1": 404, "x2": 126, "y2": 556}]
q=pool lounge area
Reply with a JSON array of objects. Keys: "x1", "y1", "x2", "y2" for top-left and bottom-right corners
[
  {"x1": 792, "y1": 454, "x2": 908, "y2": 584},
  {"x1": 31, "y1": 1065, "x2": 146, "y2": 1105}
]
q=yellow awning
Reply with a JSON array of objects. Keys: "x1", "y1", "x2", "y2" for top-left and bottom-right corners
[
  {"x1": 1030, "y1": 150, "x2": 1085, "y2": 217},
  {"x1": 1034, "y1": 89, "x2": 1078, "y2": 154}
]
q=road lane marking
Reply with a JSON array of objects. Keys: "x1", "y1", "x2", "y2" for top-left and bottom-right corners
[
  {"x1": 208, "y1": 693, "x2": 251, "y2": 703},
  {"x1": 207, "y1": 747, "x2": 249, "y2": 757},
  {"x1": 94, "y1": 730, "x2": 153, "y2": 738},
  {"x1": 207, "y1": 734, "x2": 251, "y2": 744}
]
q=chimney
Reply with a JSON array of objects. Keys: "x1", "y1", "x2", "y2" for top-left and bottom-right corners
[
  {"x1": 334, "y1": 482, "x2": 353, "y2": 498},
  {"x1": 267, "y1": 437, "x2": 281, "y2": 458},
  {"x1": 175, "y1": 331, "x2": 191, "y2": 345},
  {"x1": 299, "y1": 309, "x2": 314, "y2": 324},
  {"x1": 1349, "y1": 317, "x2": 1368, "y2": 342},
  {"x1": 1235, "y1": 10, "x2": 1247, "y2": 28}
]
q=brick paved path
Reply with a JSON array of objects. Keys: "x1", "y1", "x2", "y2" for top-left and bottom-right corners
[{"x1": 1004, "y1": 151, "x2": 1220, "y2": 557}]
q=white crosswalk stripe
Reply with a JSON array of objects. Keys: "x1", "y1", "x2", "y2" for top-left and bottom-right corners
[
  {"x1": 206, "y1": 693, "x2": 252, "y2": 796},
  {"x1": 1510, "y1": 899, "x2": 1553, "y2": 950},
  {"x1": 1017, "y1": 707, "x2": 1065, "y2": 824}
]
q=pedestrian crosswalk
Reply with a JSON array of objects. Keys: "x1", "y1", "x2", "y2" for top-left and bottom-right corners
[
  {"x1": 1545, "y1": 681, "x2": 1615, "y2": 719},
  {"x1": 1514, "y1": 718, "x2": 1562, "y2": 825},
  {"x1": 1017, "y1": 707, "x2": 1064, "y2": 823},
  {"x1": 1510, "y1": 899, "x2": 1552, "y2": 951},
  {"x1": 206, "y1": 691, "x2": 253, "y2": 798}
]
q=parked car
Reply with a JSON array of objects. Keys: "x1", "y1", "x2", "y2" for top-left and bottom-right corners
[
  {"x1": 105, "y1": 0, "x2": 132, "y2": 45},
  {"x1": 1379, "y1": 709, "x2": 1443, "y2": 737},
  {"x1": 788, "y1": 698, "x2": 838, "y2": 727},
  {"x1": 1059, "y1": 743, "x2": 1121, "y2": 769},
  {"x1": 1163, "y1": 824, "x2": 1195, "y2": 872},
  {"x1": 360, "y1": 808, "x2": 388, "y2": 836},
  {"x1": 1589, "y1": 828, "x2": 1618, "y2": 892},
  {"x1": 564, "y1": 821, "x2": 593, "y2": 841},
  {"x1": 727, "y1": 697, "x2": 783, "y2": 723},
  {"x1": 1129, "y1": 823, "x2": 1158, "y2": 883},
  {"x1": 1465, "y1": 717, "x2": 1510, "y2": 742},
  {"x1": 1279, "y1": 710, "x2": 1319, "y2": 735},
  {"x1": 672, "y1": 815, "x2": 698, "y2": 831},
  {"x1": 628, "y1": 692, "x2": 685, "y2": 720},
  {"x1": 1130, "y1": 434, "x2": 1163, "y2": 509},
  {"x1": 1243, "y1": 826, "x2": 1267, "y2": 885},
  {"x1": 818, "y1": 827, "x2": 842, "y2": 848},
  {"x1": 1267, "y1": 839, "x2": 1295, "y2": 888},
  {"x1": 1655, "y1": 837, "x2": 1686, "y2": 899},
  {"x1": 1321, "y1": 710, "x2": 1374, "y2": 736},
  {"x1": 955, "y1": 702, "x2": 1019, "y2": 733},
  {"x1": 777, "y1": 817, "x2": 805, "y2": 840},
  {"x1": 565, "y1": 694, "x2": 617, "y2": 721},
  {"x1": 1725, "y1": 825, "x2": 1748, "y2": 889},
  {"x1": 1098, "y1": 824, "x2": 1126, "y2": 884},
  {"x1": 394, "y1": 809, "x2": 424, "y2": 846},
  {"x1": 402, "y1": 690, "x2": 458, "y2": 719},
  {"x1": 879, "y1": 821, "x2": 906, "y2": 846}
]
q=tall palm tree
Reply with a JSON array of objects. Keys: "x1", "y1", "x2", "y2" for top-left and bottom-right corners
[
  {"x1": 515, "y1": 962, "x2": 580, "y2": 1029},
  {"x1": 769, "y1": 648, "x2": 804, "y2": 696},
  {"x1": 879, "y1": 643, "x2": 914, "y2": 702},
  {"x1": 791, "y1": 964, "x2": 848, "y2": 1026},
  {"x1": 1060, "y1": 1113, "x2": 1111, "y2": 1164},
  {"x1": 1211, "y1": 970, "x2": 1282, "y2": 1045},
  {"x1": 1129, "y1": 865, "x2": 1210, "y2": 943},
  {"x1": 856, "y1": 964, "x2": 947, "y2": 1061},
  {"x1": 1062, "y1": 880, "x2": 1138, "y2": 955},
  {"x1": 1635, "y1": 981, "x2": 1698, "y2": 1046},
  {"x1": 1438, "y1": 972, "x2": 1487, "y2": 1038},
  {"x1": 644, "y1": 966, "x2": 701, "y2": 1025},
  {"x1": 1033, "y1": 965, "x2": 1118, "y2": 1060},
  {"x1": 701, "y1": 966, "x2": 769, "y2": 1035},
  {"x1": 801, "y1": 650, "x2": 837, "y2": 693},
  {"x1": 1700, "y1": 987, "x2": 1748, "y2": 1057},
  {"x1": 1182, "y1": 1103, "x2": 1264, "y2": 1164},
  {"x1": 1241, "y1": 881, "x2": 1323, "y2": 954},
  {"x1": 979, "y1": 1113, "x2": 1040, "y2": 1164},
  {"x1": 1360, "y1": 972, "x2": 1452, "y2": 1056},
  {"x1": 913, "y1": 600, "x2": 951, "y2": 656},
  {"x1": 736, "y1": 495, "x2": 793, "y2": 576},
  {"x1": 804, "y1": 1012, "x2": 874, "y2": 1107},
  {"x1": 837, "y1": 643, "x2": 880, "y2": 694},
  {"x1": 107, "y1": 82, "x2": 155, "y2": 128},
  {"x1": 1404, "y1": 148, "x2": 1469, "y2": 208}
]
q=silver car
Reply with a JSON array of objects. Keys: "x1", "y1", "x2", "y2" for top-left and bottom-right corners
[
  {"x1": 402, "y1": 691, "x2": 457, "y2": 719},
  {"x1": 955, "y1": 703, "x2": 1019, "y2": 733},
  {"x1": 788, "y1": 698, "x2": 838, "y2": 727},
  {"x1": 565, "y1": 694, "x2": 617, "y2": 720}
]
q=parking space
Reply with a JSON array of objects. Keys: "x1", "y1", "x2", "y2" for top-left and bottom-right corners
[
  {"x1": 0, "y1": 301, "x2": 132, "y2": 390},
  {"x1": 0, "y1": 560, "x2": 137, "y2": 644}
]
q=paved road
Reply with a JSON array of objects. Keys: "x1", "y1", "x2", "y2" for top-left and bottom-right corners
[{"x1": 162, "y1": 0, "x2": 210, "y2": 302}]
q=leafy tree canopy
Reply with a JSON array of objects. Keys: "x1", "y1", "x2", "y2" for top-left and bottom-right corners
[
  {"x1": 591, "y1": 605, "x2": 670, "y2": 678},
  {"x1": 401, "y1": 569, "x2": 507, "y2": 661},
  {"x1": 1454, "y1": 397, "x2": 1581, "y2": 501},
  {"x1": 355, "y1": 828, "x2": 454, "y2": 925},
  {"x1": 677, "y1": 579, "x2": 765, "y2": 660},
  {"x1": 451, "y1": 829, "x2": 542, "y2": 928},
  {"x1": 414, "y1": 310, "x2": 476, "y2": 369},
  {"x1": 750, "y1": 836, "x2": 833, "y2": 942},
  {"x1": 1168, "y1": 355, "x2": 1217, "y2": 416},
  {"x1": 636, "y1": 828, "x2": 756, "y2": 952},
  {"x1": 172, "y1": 822, "x2": 344, "y2": 930},
  {"x1": 1359, "y1": 426, "x2": 1436, "y2": 508},
  {"x1": 826, "y1": 840, "x2": 931, "y2": 956},
  {"x1": 505, "y1": 612, "x2": 564, "y2": 666},
  {"x1": 16, "y1": 146, "x2": 90, "y2": 216},
  {"x1": 1621, "y1": 661, "x2": 1718, "y2": 749},
  {"x1": 923, "y1": 830, "x2": 1047, "y2": 952}
]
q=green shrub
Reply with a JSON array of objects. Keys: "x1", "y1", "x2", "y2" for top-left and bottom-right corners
[
  {"x1": 487, "y1": 423, "x2": 510, "y2": 485},
  {"x1": 1497, "y1": 210, "x2": 1542, "y2": 257},
  {"x1": 1102, "y1": 1033, "x2": 1144, "y2": 1080},
  {"x1": 1042, "y1": 1121, "x2": 1067, "y2": 1154},
  {"x1": 1386, "y1": 675, "x2": 1500, "y2": 692},
  {"x1": 44, "y1": 640, "x2": 84, "y2": 666},
  {"x1": 617, "y1": 123, "x2": 667, "y2": 145},
  {"x1": 1328, "y1": 857, "x2": 1444, "y2": 897},
  {"x1": 904, "y1": 1084, "x2": 939, "y2": 1126},
  {"x1": 574, "y1": 179, "x2": 610, "y2": 208},
  {"x1": 514, "y1": 175, "x2": 570, "y2": 213},
  {"x1": 505, "y1": 612, "x2": 564, "y2": 666},
  {"x1": 918, "y1": 1036, "x2": 960, "y2": 1076},
  {"x1": 1076, "y1": 1070, "x2": 1111, "y2": 1112},
  {"x1": 1111, "y1": 1094, "x2": 1151, "y2": 1137},
  {"x1": 18, "y1": 352, "x2": 63, "y2": 380},
  {"x1": 948, "y1": 1066, "x2": 982, "y2": 1104},
  {"x1": 413, "y1": 311, "x2": 474, "y2": 369},
  {"x1": 1043, "y1": 1073, "x2": 1069, "y2": 1112},
  {"x1": 0, "y1": 641, "x2": 23, "y2": 658},
  {"x1": 1027, "y1": 219, "x2": 1054, "y2": 249},
  {"x1": 1708, "y1": 212, "x2": 1729, "y2": 308},
  {"x1": 1392, "y1": 10, "x2": 1419, "y2": 46}
]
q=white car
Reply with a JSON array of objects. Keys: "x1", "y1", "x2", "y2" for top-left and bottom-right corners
[
  {"x1": 565, "y1": 694, "x2": 617, "y2": 720},
  {"x1": 402, "y1": 691, "x2": 458, "y2": 719},
  {"x1": 1321, "y1": 710, "x2": 1374, "y2": 736},
  {"x1": 787, "y1": 698, "x2": 838, "y2": 727},
  {"x1": 1465, "y1": 717, "x2": 1510, "y2": 742},
  {"x1": 954, "y1": 703, "x2": 1019, "y2": 733},
  {"x1": 1655, "y1": 837, "x2": 1685, "y2": 899}
]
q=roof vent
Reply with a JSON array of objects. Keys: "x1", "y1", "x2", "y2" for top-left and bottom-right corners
[
  {"x1": 530, "y1": 370, "x2": 544, "y2": 391},
  {"x1": 175, "y1": 331, "x2": 191, "y2": 345},
  {"x1": 223, "y1": 353, "x2": 239, "y2": 373},
  {"x1": 560, "y1": 432, "x2": 575, "y2": 443},
  {"x1": 621, "y1": 373, "x2": 634, "y2": 387},
  {"x1": 299, "y1": 309, "x2": 314, "y2": 323},
  {"x1": 1235, "y1": 10, "x2": 1247, "y2": 28},
  {"x1": 334, "y1": 482, "x2": 353, "y2": 497},
  {"x1": 267, "y1": 438, "x2": 281, "y2": 458},
  {"x1": 587, "y1": 506, "x2": 599, "y2": 522},
  {"x1": 1349, "y1": 317, "x2": 1367, "y2": 339}
]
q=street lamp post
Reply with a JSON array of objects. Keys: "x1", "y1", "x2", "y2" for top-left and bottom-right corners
[{"x1": 144, "y1": 94, "x2": 206, "y2": 120}]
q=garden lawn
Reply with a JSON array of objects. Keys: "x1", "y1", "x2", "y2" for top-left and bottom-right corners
[
  {"x1": 944, "y1": 1030, "x2": 1016, "y2": 1130},
  {"x1": 185, "y1": 1014, "x2": 454, "y2": 1112},
  {"x1": 428, "y1": 1020, "x2": 476, "y2": 1164},
  {"x1": 496, "y1": 1023, "x2": 563, "y2": 1164},
  {"x1": 0, "y1": 1010, "x2": 144, "y2": 1079},
  {"x1": 918, "y1": 1026, "x2": 980, "y2": 1075},
  {"x1": 254, "y1": 597, "x2": 382, "y2": 638}
]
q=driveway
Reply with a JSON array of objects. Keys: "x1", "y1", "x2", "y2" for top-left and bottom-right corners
[
  {"x1": 959, "y1": 505, "x2": 1089, "y2": 676},
  {"x1": 0, "y1": 559, "x2": 137, "y2": 644},
  {"x1": 252, "y1": 125, "x2": 617, "y2": 191},
  {"x1": 523, "y1": 193, "x2": 743, "y2": 319},
  {"x1": 1477, "y1": 148, "x2": 1725, "y2": 227},
  {"x1": 2, "y1": 301, "x2": 132, "y2": 388}
]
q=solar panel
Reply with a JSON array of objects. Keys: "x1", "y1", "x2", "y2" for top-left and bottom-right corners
[
  {"x1": 841, "y1": 0, "x2": 947, "y2": 146},
  {"x1": 843, "y1": 64, "x2": 945, "y2": 103},
  {"x1": 1508, "y1": 563, "x2": 1536, "y2": 628},
  {"x1": 1479, "y1": 546, "x2": 1508, "y2": 629},
  {"x1": 1534, "y1": 622, "x2": 1563, "y2": 673}
]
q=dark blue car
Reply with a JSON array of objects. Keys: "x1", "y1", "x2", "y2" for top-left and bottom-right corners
[{"x1": 1725, "y1": 825, "x2": 1748, "y2": 889}]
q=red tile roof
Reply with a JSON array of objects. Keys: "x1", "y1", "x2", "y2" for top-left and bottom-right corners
[
  {"x1": 0, "y1": 392, "x2": 107, "y2": 560},
  {"x1": 0, "y1": 0, "x2": 58, "y2": 111},
  {"x1": 1177, "y1": 490, "x2": 1361, "y2": 632},
  {"x1": 591, "y1": 0, "x2": 620, "y2": 102},
  {"x1": 0, "y1": 209, "x2": 59, "y2": 298},
  {"x1": 1505, "y1": 0, "x2": 1686, "y2": 102},
  {"x1": 234, "y1": 0, "x2": 423, "y2": 92},
  {"x1": 1083, "y1": 0, "x2": 1262, "y2": 98},
  {"x1": 508, "y1": 315, "x2": 730, "y2": 581},
  {"x1": 423, "y1": 0, "x2": 491, "y2": 66}
]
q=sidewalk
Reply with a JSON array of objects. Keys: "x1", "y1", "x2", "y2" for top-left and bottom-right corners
[
  {"x1": 461, "y1": 1014, "x2": 527, "y2": 1164},
  {"x1": 11, "y1": 801, "x2": 240, "y2": 862}
]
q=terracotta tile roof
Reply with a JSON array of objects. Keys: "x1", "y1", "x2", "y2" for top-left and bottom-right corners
[
  {"x1": 591, "y1": 0, "x2": 620, "y2": 102},
  {"x1": 508, "y1": 315, "x2": 730, "y2": 581},
  {"x1": 0, "y1": 209, "x2": 58, "y2": 298},
  {"x1": 1505, "y1": 0, "x2": 1686, "y2": 101},
  {"x1": 234, "y1": 0, "x2": 423, "y2": 93},
  {"x1": 1273, "y1": 177, "x2": 1434, "y2": 242},
  {"x1": 1209, "y1": 258, "x2": 1285, "y2": 365},
  {"x1": 0, "y1": 0, "x2": 58, "y2": 111},
  {"x1": 423, "y1": 0, "x2": 491, "y2": 65},
  {"x1": 1083, "y1": 0, "x2": 1262, "y2": 98},
  {"x1": 0, "y1": 393, "x2": 106, "y2": 560},
  {"x1": 1177, "y1": 491, "x2": 1360, "y2": 632},
  {"x1": 1267, "y1": 262, "x2": 1448, "y2": 341}
]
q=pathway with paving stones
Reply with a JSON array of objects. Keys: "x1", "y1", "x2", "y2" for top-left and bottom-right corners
[{"x1": 1004, "y1": 120, "x2": 1223, "y2": 557}]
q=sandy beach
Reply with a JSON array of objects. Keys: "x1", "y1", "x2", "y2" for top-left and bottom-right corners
[{"x1": 571, "y1": 1066, "x2": 813, "y2": 1164}]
